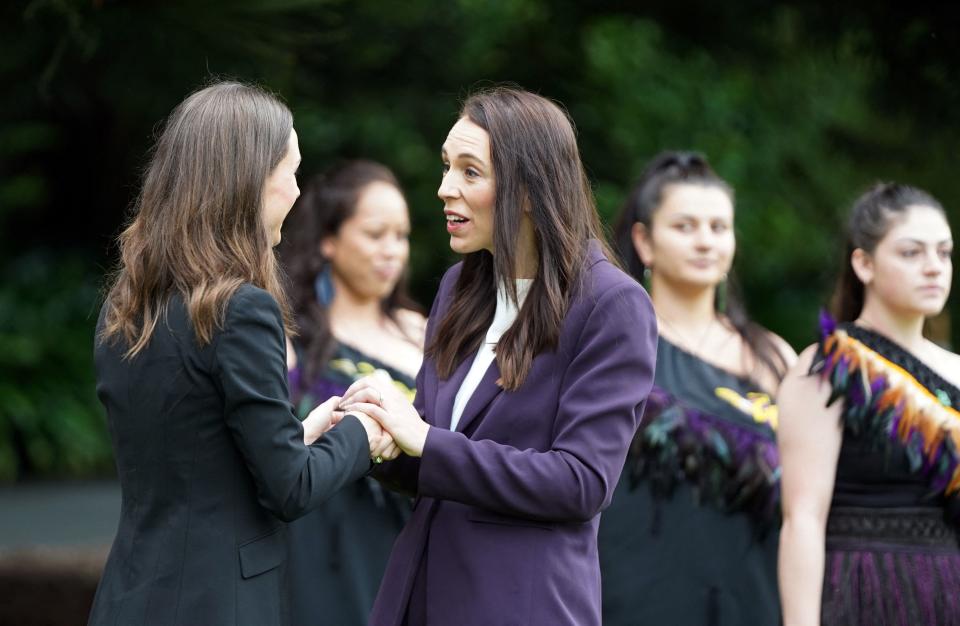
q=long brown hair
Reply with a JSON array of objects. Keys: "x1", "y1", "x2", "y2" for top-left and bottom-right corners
[
  {"x1": 278, "y1": 160, "x2": 421, "y2": 383},
  {"x1": 427, "y1": 86, "x2": 613, "y2": 391},
  {"x1": 612, "y1": 150, "x2": 788, "y2": 382},
  {"x1": 100, "y1": 80, "x2": 295, "y2": 357},
  {"x1": 832, "y1": 182, "x2": 946, "y2": 321}
]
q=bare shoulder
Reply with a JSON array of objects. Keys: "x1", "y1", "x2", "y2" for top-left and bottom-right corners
[
  {"x1": 926, "y1": 341, "x2": 960, "y2": 388},
  {"x1": 778, "y1": 343, "x2": 831, "y2": 405},
  {"x1": 767, "y1": 329, "x2": 800, "y2": 368},
  {"x1": 396, "y1": 308, "x2": 427, "y2": 345}
]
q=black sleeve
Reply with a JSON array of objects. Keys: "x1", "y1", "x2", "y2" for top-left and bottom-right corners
[{"x1": 214, "y1": 285, "x2": 370, "y2": 522}]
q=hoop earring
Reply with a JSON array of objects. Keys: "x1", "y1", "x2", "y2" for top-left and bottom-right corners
[{"x1": 314, "y1": 264, "x2": 336, "y2": 307}]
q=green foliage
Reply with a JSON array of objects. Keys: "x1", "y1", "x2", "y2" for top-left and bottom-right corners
[
  {"x1": 0, "y1": 252, "x2": 111, "y2": 480},
  {"x1": 0, "y1": 0, "x2": 957, "y2": 479}
]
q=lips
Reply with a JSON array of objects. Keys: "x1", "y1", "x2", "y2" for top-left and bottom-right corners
[{"x1": 445, "y1": 209, "x2": 470, "y2": 234}]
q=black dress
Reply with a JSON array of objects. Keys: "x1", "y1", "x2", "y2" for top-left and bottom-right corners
[
  {"x1": 599, "y1": 338, "x2": 781, "y2": 626},
  {"x1": 285, "y1": 343, "x2": 414, "y2": 626},
  {"x1": 813, "y1": 319, "x2": 960, "y2": 625}
]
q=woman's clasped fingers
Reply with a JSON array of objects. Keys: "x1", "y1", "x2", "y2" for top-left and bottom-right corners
[{"x1": 340, "y1": 377, "x2": 387, "y2": 408}]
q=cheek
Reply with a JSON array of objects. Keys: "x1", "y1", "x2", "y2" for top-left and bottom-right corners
[
  {"x1": 719, "y1": 234, "x2": 736, "y2": 262},
  {"x1": 653, "y1": 231, "x2": 690, "y2": 262},
  {"x1": 872, "y1": 260, "x2": 913, "y2": 299}
]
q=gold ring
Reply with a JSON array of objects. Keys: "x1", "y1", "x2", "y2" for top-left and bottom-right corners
[{"x1": 374, "y1": 455, "x2": 383, "y2": 464}]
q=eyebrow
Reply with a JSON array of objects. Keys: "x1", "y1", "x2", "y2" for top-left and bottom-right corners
[
  {"x1": 667, "y1": 213, "x2": 730, "y2": 221},
  {"x1": 894, "y1": 238, "x2": 954, "y2": 246}
]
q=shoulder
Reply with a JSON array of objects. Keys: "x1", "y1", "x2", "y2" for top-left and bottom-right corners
[
  {"x1": 927, "y1": 341, "x2": 960, "y2": 389},
  {"x1": 578, "y1": 256, "x2": 652, "y2": 313},
  {"x1": 397, "y1": 307, "x2": 427, "y2": 328},
  {"x1": 229, "y1": 284, "x2": 280, "y2": 313},
  {"x1": 396, "y1": 308, "x2": 427, "y2": 343},
  {"x1": 766, "y1": 330, "x2": 798, "y2": 365},
  {"x1": 223, "y1": 284, "x2": 283, "y2": 331},
  {"x1": 791, "y1": 343, "x2": 821, "y2": 378},
  {"x1": 777, "y1": 342, "x2": 829, "y2": 406},
  {"x1": 438, "y1": 262, "x2": 463, "y2": 296}
]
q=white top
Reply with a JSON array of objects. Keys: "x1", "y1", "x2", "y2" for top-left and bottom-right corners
[{"x1": 449, "y1": 279, "x2": 533, "y2": 431}]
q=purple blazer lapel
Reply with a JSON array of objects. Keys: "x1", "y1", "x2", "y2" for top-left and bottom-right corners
[
  {"x1": 434, "y1": 355, "x2": 473, "y2": 430},
  {"x1": 454, "y1": 359, "x2": 503, "y2": 434}
]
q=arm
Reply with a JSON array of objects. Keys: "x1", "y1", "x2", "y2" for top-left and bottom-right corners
[
  {"x1": 351, "y1": 282, "x2": 657, "y2": 522},
  {"x1": 777, "y1": 344, "x2": 843, "y2": 626},
  {"x1": 214, "y1": 286, "x2": 372, "y2": 522}
]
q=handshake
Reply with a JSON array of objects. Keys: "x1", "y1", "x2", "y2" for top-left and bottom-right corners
[{"x1": 302, "y1": 373, "x2": 430, "y2": 463}]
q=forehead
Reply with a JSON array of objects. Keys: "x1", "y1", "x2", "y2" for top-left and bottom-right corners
[
  {"x1": 442, "y1": 117, "x2": 490, "y2": 159},
  {"x1": 882, "y1": 205, "x2": 952, "y2": 244},
  {"x1": 657, "y1": 183, "x2": 733, "y2": 219},
  {"x1": 284, "y1": 128, "x2": 300, "y2": 159},
  {"x1": 352, "y1": 182, "x2": 409, "y2": 220}
]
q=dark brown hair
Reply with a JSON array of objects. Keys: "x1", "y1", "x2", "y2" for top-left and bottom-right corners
[
  {"x1": 832, "y1": 182, "x2": 946, "y2": 321},
  {"x1": 100, "y1": 81, "x2": 294, "y2": 357},
  {"x1": 278, "y1": 160, "x2": 421, "y2": 382},
  {"x1": 612, "y1": 150, "x2": 788, "y2": 383},
  {"x1": 427, "y1": 86, "x2": 613, "y2": 391}
]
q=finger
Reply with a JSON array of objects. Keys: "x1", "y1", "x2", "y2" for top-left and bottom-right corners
[
  {"x1": 340, "y1": 378, "x2": 375, "y2": 405},
  {"x1": 343, "y1": 402, "x2": 392, "y2": 427},
  {"x1": 320, "y1": 395, "x2": 342, "y2": 409},
  {"x1": 381, "y1": 442, "x2": 402, "y2": 461},
  {"x1": 340, "y1": 386, "x2": 382, "y2": 409},
  {"x1": 371, "y1": 432, "x2": 395, "y2": 458},
  {"x1": 372, "y1": 369, "x2": 394, "y2": 384}
]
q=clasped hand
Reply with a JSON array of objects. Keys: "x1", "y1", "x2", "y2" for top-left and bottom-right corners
[
  {"x1": 339, "y1": 373, "x2": 431, "y2": 459},
  {"x1": 301, "y1": 391, "x2": 397, "y2": 463}
]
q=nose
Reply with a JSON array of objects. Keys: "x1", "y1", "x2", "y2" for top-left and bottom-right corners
[
  {"x1": 382, "y1": 233, "x2": 406, "y2": 258},
  {"x1": 693, "y1": 223, "x2": 713, "y2": 249},
  {"x1": 922, "y1": 249, "x2": 945, "y2": 275},
  {"x1": 438, "y1": 170, "x2": 459, "y2": 201}
]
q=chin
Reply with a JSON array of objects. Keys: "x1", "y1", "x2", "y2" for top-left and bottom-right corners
[{"x1": 449, "y1": 237, "x2": 479, "y2": 255}]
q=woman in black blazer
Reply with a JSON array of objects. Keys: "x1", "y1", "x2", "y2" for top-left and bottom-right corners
[{"x1": 88, "y1": 81, "x2": 388, "y2": 626}]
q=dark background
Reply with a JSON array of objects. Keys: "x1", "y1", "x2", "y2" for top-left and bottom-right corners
[{"x1": 1, "y1": 0, "x2": 957, "y2": 481}]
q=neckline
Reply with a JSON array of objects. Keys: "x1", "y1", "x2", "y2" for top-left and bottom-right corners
[
  {"x1": 658, "y1": 336, "x2": 762, "y2": 392},
  {"x1": 332, "y1": 341, "x2": 419, "y2": 386},
  {"x1": 843, "y1": 323, "x2": 959, "y2": 405}
]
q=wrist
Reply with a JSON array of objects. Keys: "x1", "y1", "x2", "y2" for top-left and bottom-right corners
[{"x1": 411, "y1": 422, "x2": 430, "y2": 457}]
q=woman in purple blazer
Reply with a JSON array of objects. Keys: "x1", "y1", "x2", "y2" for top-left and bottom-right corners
[{"x1": 339, "y1": 86, "x2": 658, "y2": 626}]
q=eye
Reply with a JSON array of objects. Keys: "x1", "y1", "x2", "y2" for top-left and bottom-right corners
[
  {"x1": 939, "y1": 248, "x2": 953, "y2": 260},
  {"x1": 441, "y1": 162, "x2": 450, "y2": 175},
  {"x1": 711, "y1": 221, "x2": 730, "y2": 233},
  {"x1": 673, "y1": 222, "x2": 694, "y2": 233},
  {"x1": 900, "y1": 249, "x2": 920, "y2": 258},
  {"x1": 465, "y1": 167, "x2": 480, "y2": 179}
]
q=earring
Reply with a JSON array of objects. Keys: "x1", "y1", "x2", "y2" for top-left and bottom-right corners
[
  {"x1": 314, "y1": 264, "x2": 335, "y2": 307},
  {"x1": 642, "y1": 267, "x2": 652, "y2": 289},
  {"x1": 716, "y1": 273, "x2": 728, "y2": 314}
]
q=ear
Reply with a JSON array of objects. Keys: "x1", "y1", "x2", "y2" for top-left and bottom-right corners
[
  {"x1": 631, "y1": 222, "x2": 655, "y2": 268},
  {"x1": 319, "y1": 235, "x2": 336, "y2": 260},
  {"x1": 850, "y1": 248, "x2": 874, "y2": 286}
]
